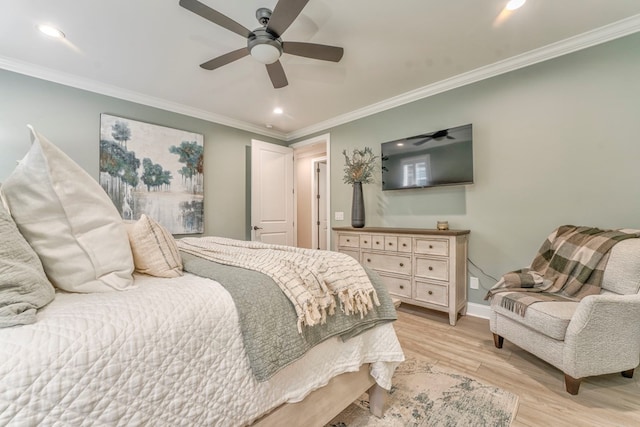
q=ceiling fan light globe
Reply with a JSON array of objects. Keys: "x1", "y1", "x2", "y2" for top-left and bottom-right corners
[{"x1": 251, "y1": 44, "x2": 281, "y2": 64}]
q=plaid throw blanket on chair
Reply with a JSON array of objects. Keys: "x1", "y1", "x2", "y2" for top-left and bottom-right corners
[{"x1": 485, "y1": 225, "x2": 640, "y2": 316}]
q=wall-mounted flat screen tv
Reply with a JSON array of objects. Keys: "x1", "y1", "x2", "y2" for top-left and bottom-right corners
[{"x1": 381, "y1": 124, "x2": 473, "y2": 191}]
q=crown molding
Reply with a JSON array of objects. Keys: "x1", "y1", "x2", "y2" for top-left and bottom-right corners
[
  {"x1": 0, "y1": 56, "x2": 287, "y2": 140},
  {"x1": 285, "y1": 14, "x2": 640, "y2": 141}
]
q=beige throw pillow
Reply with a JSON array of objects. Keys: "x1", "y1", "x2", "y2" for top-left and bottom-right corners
[
  {"x1": 128, "y1": 214, "x2": 183, "y2": 278},
  {"x1": 0, "y1": 126, "x2": 135, "y2": 293}
]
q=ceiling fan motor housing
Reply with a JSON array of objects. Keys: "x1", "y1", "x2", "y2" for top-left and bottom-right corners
[{"x1": 248, "y1": 28, "x2": 283, "y2": 64}]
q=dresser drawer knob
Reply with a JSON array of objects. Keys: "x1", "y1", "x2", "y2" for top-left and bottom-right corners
[
  {"x1": 367, "y1": 258, "x2": 371, "y2": 263},
  {"x1": 428, "y1": 290, "x2": 433, "y2": 295},
  {"x1": 428, "y1": 266, "x2": 433, "y2": 271},
  {"x1": 402, "y1": 243, "x2": 407, "y2": 247},
  {"x1": 399, "y1": 263, "x2": 404, "y2": 267},
  {"x1": 388, "y1": 242, "x2": 393, "y2": 246},
  {"x1": 429, "y1": 245, "x2": 433, "y2": 249},
  {"x1": 346, "y1": 239, "x2": 350, "y2": 242},
  {"x1": 376, "y1": 241, "x2": 380, "y2": 245},
  {"x1": 399, "y1": 285, "x2": 404, "y2": 290},
  {"x1": 364, "y1": 240, "x2": 368, "y2": 244}
]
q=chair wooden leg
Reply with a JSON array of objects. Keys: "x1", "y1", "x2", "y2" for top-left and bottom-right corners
[
  {"x1": 564, "y1": 374, "x2": 582, "y2": 395},
  {"x1": 492, "y1": 333, "x2": 504, "y2": 349},
  {"x1": 622, "y1": 369, "x2": 634, "y2": 379}
]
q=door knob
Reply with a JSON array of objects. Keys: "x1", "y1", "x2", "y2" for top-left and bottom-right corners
[{"x1": 252, "y1": 226, "x2": 263, "y2": 230}]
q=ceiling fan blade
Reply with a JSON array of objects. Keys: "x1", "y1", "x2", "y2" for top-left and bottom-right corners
[
  {"x1": 179, "y1": 0, "x2": 253, "y2": 38},
  {"x1": 267, "y1": 0, "x2": 310, "y2": 37},
  {"x1": 266, "y1": 61, "x2": 288, "y2": 88},
  {"x1": 200, "y1": 48, "x2": 249, "y2": 70},
  {"x1": 282, "y1": 42, "x2": 344, "y2": 62}
]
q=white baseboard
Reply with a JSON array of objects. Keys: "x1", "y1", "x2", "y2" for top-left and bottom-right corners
[{"x1": 465, "y1": 302, "x2": 491, "y2": 319}]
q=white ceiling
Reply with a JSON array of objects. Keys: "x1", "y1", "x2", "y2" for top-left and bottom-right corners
[{"x1": 2, "y1": 1, "x2": 640, "y2": 140}]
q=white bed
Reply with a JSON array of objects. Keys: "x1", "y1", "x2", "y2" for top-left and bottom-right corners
[
  {"x1": 0, "y1": 272, "x2": 404, "y2": 426},
  {"x1": 0, "y1": 127, "x2": 405, "y2": 426}
]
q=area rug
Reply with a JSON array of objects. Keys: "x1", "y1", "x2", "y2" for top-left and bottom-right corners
[{"x1": 325, "y1": 357, "x2": 519, "y2": 427}]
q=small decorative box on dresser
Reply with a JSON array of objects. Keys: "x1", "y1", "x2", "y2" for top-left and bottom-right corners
[{"x1": 332, "y1": 227, "x2": 470, "y2": 326}]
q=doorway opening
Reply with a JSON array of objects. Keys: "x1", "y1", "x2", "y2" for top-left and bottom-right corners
[{"x1": 291, "y1": 134, "x2": 330, "y2": 250}]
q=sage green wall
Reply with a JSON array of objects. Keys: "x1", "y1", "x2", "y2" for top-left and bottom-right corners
[
  {"x1": 305, "y1": 33, "x2": 640, "y2": 305},
  {"x1": 3, "y1": 33, "x2": 639, "y2": 306},
  {"x1": 0, "y1": 68, "x2": 283, "y2": 240}
]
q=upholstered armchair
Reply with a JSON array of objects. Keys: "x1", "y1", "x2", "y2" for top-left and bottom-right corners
[{"x1": 489, "y1": 238, "x2": 640, "y2": 394}]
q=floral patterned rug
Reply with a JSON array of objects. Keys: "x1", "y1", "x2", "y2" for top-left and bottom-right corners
[{"x1": 325, "y1": 357, "x2": 519, "y2": 427}]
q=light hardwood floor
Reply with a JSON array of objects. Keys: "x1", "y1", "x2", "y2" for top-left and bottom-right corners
[{"x1": 394, "y1": 304, "x2": 640, "y2": 427}]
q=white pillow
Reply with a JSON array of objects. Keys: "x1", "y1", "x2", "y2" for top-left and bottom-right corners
[
  {"x1": 128, "y1": 214, "x2": 183, "y2": 278},
  {"x1": 0, "y1": 126, "x2": 135, "y2": 293}
]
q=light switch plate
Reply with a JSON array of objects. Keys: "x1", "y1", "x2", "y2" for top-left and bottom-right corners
[
  {"x1": 335, "y1": 211, "x2": 344, "y2": 221},
  {"x1": 470, "y1": 276, "x2": 479, "y2": 290}
]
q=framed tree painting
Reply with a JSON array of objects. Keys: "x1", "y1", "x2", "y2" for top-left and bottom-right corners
[{"x1": 99, "y1": 114, "x2": 204, "y2": 234}]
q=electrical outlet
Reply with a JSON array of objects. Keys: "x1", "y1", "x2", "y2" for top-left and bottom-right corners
[
  {"x1": 334, "y1": 211, "x2": 344, "y2": 221},
  {"x1": 470, "y1": 276, "x2": 479, "y2": 290}
]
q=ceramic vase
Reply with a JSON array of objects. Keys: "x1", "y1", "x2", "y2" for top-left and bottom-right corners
[{"x1": 351, "y1": 181, "x2": 365, "y2": 228}]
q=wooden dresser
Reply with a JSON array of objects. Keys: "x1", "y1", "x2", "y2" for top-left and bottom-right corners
[{"x1": 332, "y1": 226, "x2": 470, "y2": 325}]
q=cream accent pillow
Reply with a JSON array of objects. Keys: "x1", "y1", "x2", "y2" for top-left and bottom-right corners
[
  {"x1": 128, "y1": 214, "x2": 183, "y2": 278},
  {"x1": 0, "y1": 126, "x2": 135, "y2": 293}
]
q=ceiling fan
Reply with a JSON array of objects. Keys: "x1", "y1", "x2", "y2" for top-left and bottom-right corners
[
  {"x1": 179, "y1": 0, "x2": 344, "y2": 88},
  {"x1": 411, "y1": 129, "x2": 455, "y2": 146}
]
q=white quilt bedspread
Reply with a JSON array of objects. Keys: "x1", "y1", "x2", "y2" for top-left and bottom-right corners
[{"x1": 0, "y1": 273, "x2": 404, "y2": 426}]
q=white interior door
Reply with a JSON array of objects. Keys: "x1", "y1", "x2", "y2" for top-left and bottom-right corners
[{"x1": 251, "y1": 140, "x2": 294, "y2": 245}]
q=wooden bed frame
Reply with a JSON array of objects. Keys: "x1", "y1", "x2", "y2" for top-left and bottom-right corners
[
  {"x1": 252, "y1": 364, "x2": 387, "y2": 426},
  {"x1": 255, "y1": 301, "x2": 401, "y2": 426}
]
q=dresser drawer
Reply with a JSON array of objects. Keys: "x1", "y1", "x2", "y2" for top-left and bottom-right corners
[
  {"x1": 362, "y1": 251, "x2": 411, "y2": 275},
  {"x1": 371, "y1": 235, "x2": 385, "y2": 250},
  {"x1": 415, "y1": 257, "x2": 449, "y2": 281},
  {"x1": 384, "y1": 236, "x2": 398, "y2": 251},
  {"x1": 414, "y1": 281, "x2": 448, "y2": 307},
  {"x1": 338, "y1": 234, "x2": 359, "y2": 248},
  {"x1": 378, "y1": 274, "x2": 411, "y2": 298},
  {"x1": 359, "y1": 235, "x2": 372, "y2": 249},
  {"x1": 414, "y1": 238, "x2": 449, "y2": 257},
  {"x1": 398, "y1": 237, "x2": 412, "y2": 253}
]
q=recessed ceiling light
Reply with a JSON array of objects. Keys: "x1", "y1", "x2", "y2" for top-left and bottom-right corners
[
  {"x1": 273, "y1": 107, "x2": 283, "y2": 115},
  {"x1": 37, "y1": 24, "x2": 65, "y2": 39},
  {"x1": 506, "y1": 0, "x2": 526, "y2": 10}
]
